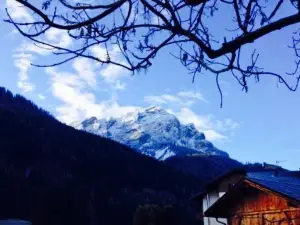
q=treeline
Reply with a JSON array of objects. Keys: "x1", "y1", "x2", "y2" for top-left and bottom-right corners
[
  {"x1": 165, "y1": 155, "x2": 243, "y2": 183},
  {"x1": 0, "y1": 87, "x2": 202, "y2": 225}
]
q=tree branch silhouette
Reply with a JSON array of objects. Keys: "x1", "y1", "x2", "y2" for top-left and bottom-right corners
[{"x1": 5, "y1": 0, "x2": 300, "y2": 105}]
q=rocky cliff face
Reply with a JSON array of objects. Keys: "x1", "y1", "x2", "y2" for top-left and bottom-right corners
[{"x1": 76, "y1": 106, "x2": 228, "y2": 160}]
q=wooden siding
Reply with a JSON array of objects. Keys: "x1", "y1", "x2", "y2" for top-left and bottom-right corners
[
  {"x1": 229, "y1": 210, "x2": 300, "y2": 225},
  {"x1": 232, "y1": 188, "x2": 292, "y2": 213},
  {"x1": 228, "y1": 187, "x2": 300, "y2": 225}
]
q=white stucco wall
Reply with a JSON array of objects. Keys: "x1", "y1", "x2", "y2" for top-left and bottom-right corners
[
  {"x1": 219, "y1": 192, "x2": 226, "y2": 198},
  {"x1": 202, "y1": 191, "x2": 227, "y2": 225}
]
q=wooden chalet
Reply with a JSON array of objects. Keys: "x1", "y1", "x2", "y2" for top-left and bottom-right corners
[
  {"x1": 193, "y1": 170, "x2": 300, "y2": 225},
  {"x1": 191, "y1": 169, "x2": 247, "y2": 225}
]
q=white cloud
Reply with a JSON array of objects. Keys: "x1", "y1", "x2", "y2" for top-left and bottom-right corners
[
  {"x1": 8, "y1": 0, "x2": 126, "y2": 94},
  {"x1": 151, "y1": 9, "x2": 170, "y2": 25},
  {"x1": 37, "y1": 94, "x2": 46, "y2": 100},
  {"x1": 169, "y1": 108, "x2": 211, "y2": 130},
  {"x1": 6, "y1": 0, "x2": 32, "y2": 22},
  {"x1": 90, "y1": 45, "x2": 108, "y2": 61},
  {"x1": 17, "y1": 81, "x2": 35, "y2": 93},
  {"x1": 46, "y1": 28, "x2": 72, "y2": 49},
  {"x1": 90, "y1": 45, "x2": 129, "y2": 88},
  {"x1": 54, "y1": 89, "x2": 140, "y2": 124},
  {"x1": 43, "y1": 44, "x2": 132, "y2": 123},
  {"x1": 13, "y1": 53, "x2": 35, "y2": 92},
  {"x1": 19, "y1": 42, "x2": 49, "y2": 56},
  {"x1": 177, "y1": 91, "x2": 208, "y2": 103},
  {"x1": 46, "y1": 65, "x2": 138, "y2": 124},
  {"x1": 102, "y1": 102, "x2": 142, "y2": 119},
  {"x1": 72, "y1": 58, "x2": 96, "y2": 87},
  {"x1": 145, "y1": 94, "x2": 193, "y2": 106},
  {"x1": 144, "y1": 95, "x2": 169, "y2": 105},
  {"x1": 12, "y1": 26, "x2": 73, "y2": 93},
  {"x1": 214, "y1": 118, "x2": 240, "y2": 132},
  {"x1": 204, "y1": 130, "x2": 227, "y2": 142},
  {"x1": 51, "y1": 81, "x2": 102, "y2": 118},
  {"x1": 114, "y1": 80, "x2": 127, "y2": 90},
  {"x1": 19, "y1": 28, "x2": 72, "y2": 56},
  {"x1": 144, "y1": 90, "x2": 208, "y2": 107},
  {"x1": 168, "y1": 107, "x2": 239, "y2": 142},
  {"x1": 101, "y1": 64, "x2": 128, "y2": 83}
]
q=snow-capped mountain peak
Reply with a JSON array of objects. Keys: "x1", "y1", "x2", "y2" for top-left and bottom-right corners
[{"x1": 75, "y1": 107, "x2": 228, "y2": 160}]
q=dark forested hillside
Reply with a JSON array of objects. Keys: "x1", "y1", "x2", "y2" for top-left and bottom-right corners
[
  {"x1": 165, "y1": 155, "x2": 243, "y2": 185},
  {"x1": 164, "y1": 155, "x2": 288, "y2": 189},
  {"x1": 0, "y1": 87, "x2": 203, "y2": 225}
]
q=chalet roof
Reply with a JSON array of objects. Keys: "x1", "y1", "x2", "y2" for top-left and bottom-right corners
[
  {"x1": 190, "y1": 168, "x2": 246, "y2": 201},
  {"x1": 191, "y1": 168, "x2": 300, "y2": 201},
  {"x1": 204, "y1": 171, "x2": 300, "y2": 218},
  {"x1": 205, "y1": 168, "x2": 246, "y2": 189},
  {"x1": 246, "y1": 171, "x2": 300, "y2": 202}
]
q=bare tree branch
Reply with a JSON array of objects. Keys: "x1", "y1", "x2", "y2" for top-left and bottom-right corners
[{"x1": 4, "y1": 0, "x2": 300, "y2": 104}]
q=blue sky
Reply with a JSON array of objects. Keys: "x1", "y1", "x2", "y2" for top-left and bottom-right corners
[{"x1": 1, "y1": 0, "x2": 300, "y2": 170}]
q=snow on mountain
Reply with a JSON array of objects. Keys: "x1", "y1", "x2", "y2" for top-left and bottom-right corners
[{"x1": 75, "y1": 106, "x2": 229, "y2": 160}]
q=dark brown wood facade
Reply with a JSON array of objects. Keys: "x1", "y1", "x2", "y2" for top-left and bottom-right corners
[{"x1": 205, "y1": 179, "x2": 300, "y2": 225}]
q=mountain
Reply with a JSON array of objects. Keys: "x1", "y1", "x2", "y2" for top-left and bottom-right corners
[
  {"x1": 77, "y1": 106, "x2": 228, "y2": 160},
  {"x1": 0, "y1": 87, "x2": 203, "y2": 225},
  {"x1": 163, "y1": 156, "x2": 289, "y2": 187}
]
